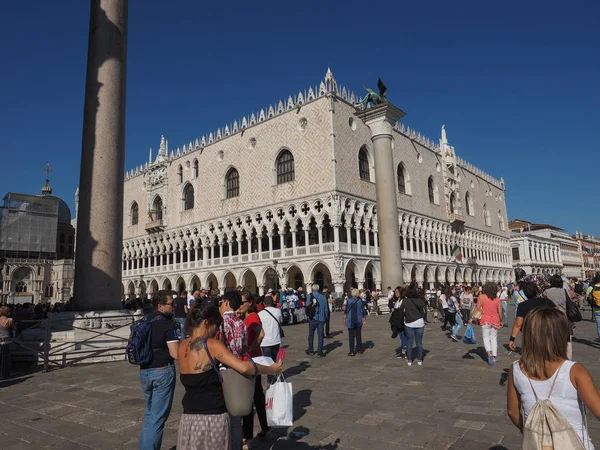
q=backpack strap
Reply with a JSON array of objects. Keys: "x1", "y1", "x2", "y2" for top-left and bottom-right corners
[{"x1": 203, "y1": 338, "x2": 223, "y2": 383}]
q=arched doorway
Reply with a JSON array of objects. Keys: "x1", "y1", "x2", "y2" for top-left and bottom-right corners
[
  {"x1": 149, "y1": 279, "x2": 159, "y2": 296},
  {"x1": 127, "y1": 281, "x2": 135, "y2": 300},
  {"x1": 263, "y1": 268, "x2": 279, "y2": 292},
  {"x1": 162, "y1": 278, "x2": 172, "y2": 291},
  {"x1": 410, "y1": 265, "x2": 417, "y2": 283},
  {"x1": 189, "y1": 275, "x2": 201, "y2": 293},
  {"x1": 206, "y1": 273, "x2": 218, "y2": 293},
  {"x1": 286, "y1": 265, "x2": 304, "y2": 290},
  {"x1": 344, "y1": 259, "x2": 359, "y2": 293},
  {"x1": 138, "y1": 281, "x2": 147, "y2": 299},
  {"x1": 364, "y1": 261, "x2": 379, "y2": 291},
  {"x1": 310, "y1": 262, "x2": 333, "y2": 292},
  {"x1": 242, "y1": 269, "x2": 258, "y2": 294},
  {"x1": 223, "y1": 272, "x2": 236, "y2": 293},
  {"x1": 12, "y1": 267, "x2": 32, "y2": 294},
  {"x1": 175, "y1": 277, "x2": 186, "y2": 294}
]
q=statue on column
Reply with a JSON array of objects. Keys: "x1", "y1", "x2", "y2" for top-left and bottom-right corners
[{"x1": 360, "y1": 78, "x2": 388, "y2": 109}]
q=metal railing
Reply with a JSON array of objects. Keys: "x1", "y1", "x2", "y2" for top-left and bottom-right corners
[{"x1": 11, "y1": 313, "x2": 137, "y2": 372}]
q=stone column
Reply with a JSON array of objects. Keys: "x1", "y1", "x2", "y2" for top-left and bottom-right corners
[
  {"x1": 355, "y1": 104, "x2": 405, "y2": 289},
  {"x1": 291, "y1": 230, "x2": 297, "y2": 255},
  {"x1": 74, "y1": 0, "x2": 128, "y2": 311},
  {"x1": 333, "y1": 225, "x2": 340, "y2": 252}
]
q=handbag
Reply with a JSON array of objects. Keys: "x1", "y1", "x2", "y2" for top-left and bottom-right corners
[
  {"x1": 266, "y1": 373, "x2": 294, "y2": 427},
  {"x1": 204, "y1": 339, "x2": 258, "y2": 416},
  {"x1": 564, "y1": 289, "x2": 582, "y2": 323},
  {"x1": 471, "y1": 305, "x2": 483, "y2": 321},
  {"x1": 264, "y1": 307, "x2": 285, "y2": 338}
]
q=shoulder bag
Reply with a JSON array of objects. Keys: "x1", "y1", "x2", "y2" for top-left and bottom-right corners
[{"x1": 264, "y1": 308, "x2": 285, "y2": 338}]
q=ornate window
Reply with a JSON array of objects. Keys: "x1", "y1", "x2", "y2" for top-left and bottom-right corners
[
  {"x1": 450, "y1": 192, "x2": 456, "y2": 214},
  {"x1": 465, "y1": 192, "x2": 474, "y2": 217},
  {"x1": 177, "y1": 165, "x2": 183, "y2": 184},
  {"x1": 359, "y1": 147, "x2": 370, "y2": 181},
  {"x1": 152, "y1": 196, "x2": 163, "y2": 221},
  {"x1": 183, "y1": 184, "x2": 194, "y2": 210},
  {"x1": 483, "y1": 204, "x2": 491, "y2": 226},
  {"x1": 130, "y1": 202, "x2": 139, "y2": 225},
  {"x1": 193, "y1": 159, "x2": 199, "y2": 178},
  {"x1": 397, "y1": 163, "x2": 411, "y2": 195},
  {"x1": 276, "y1": 150, "x2": 295, "y2": 184},
  {"x1": 498, "y1": 210, "x2": 505, "y2": 231},
  {"x1": 44, "y1": 285, "x2": 54, "y2": 298},
  {"x1": 226, "y1": 168, "x2": 239, "y2": 198},
  {"x1": 428, "y1": 176, "x2": 435, "y2": 203},
  {"x1": 15, "y1": 281, "x2": 27, "y2": 293}
]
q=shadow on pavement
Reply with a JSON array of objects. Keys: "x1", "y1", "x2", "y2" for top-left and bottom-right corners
[
  {"x1": 499, "y1": 368, "x2": 509, "y2": 386},
  {"x1": 462, "y1": 346, "x2": 488, "y2": 362},
  {"x1": 572, "y1": 337, "x2": 600, "y2": 349},
  {"x1": 0, "y1": 374, "x2": 33, "y2": 388},
  {"x1": 323, "y1": 340, "x2": 342, "y2": 354},
  {"x1": 359, "y1": 341, "x2": 375, "y2": 353},
  {"x1": 284, "y1": 361, "x2": 311, "y2": 379}
]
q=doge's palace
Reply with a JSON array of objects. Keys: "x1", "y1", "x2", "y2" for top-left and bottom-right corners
[{"x1": 120, "y1": 70, "x2": 513, "y2": 299}]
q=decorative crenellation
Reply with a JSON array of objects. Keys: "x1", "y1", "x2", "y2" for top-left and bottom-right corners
[
  {"x1": 125, "y1": 69, "x2": 361, "y2": 180},
  {"x1": 394, "y1": 122, "x2": 441, "y2": 154},
  {"x1": 455, "y1": 156, "x2": 504, "y2": 190}
]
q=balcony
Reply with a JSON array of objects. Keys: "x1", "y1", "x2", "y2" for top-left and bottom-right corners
[
  {"x1": 145, "y1": 219, "x2": 165, "y2": 233},
  {"x1": 449, "y1": 213, "x2": 465, "y2": 225}
]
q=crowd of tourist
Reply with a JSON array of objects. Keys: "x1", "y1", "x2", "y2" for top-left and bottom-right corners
[{"x1": 2, "y1": 271, "x2": 600, "y2": 449}]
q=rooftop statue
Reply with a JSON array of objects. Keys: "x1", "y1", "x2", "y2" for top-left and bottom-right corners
[{"x1": 360, "y1": 78, "x2": 388, "y2": 109}]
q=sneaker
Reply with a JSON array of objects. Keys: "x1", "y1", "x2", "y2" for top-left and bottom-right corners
[
  {"x1": 317, "y1": 353, "x2": 326, "y2": 358},
  {"x1": 348, "y1": 352, "x2": 355, "y2": 357},
  {"x1": 488, "y1": 355, "x2": 494, "y2": 366},
  {"x1": 397, "y1": 352, "x2": 406, "y2": 359},
  {"x1": 450, "y1": 335, "x2": 459, "y2": 342},
  {"x1": 407, "y1": 361, "x2": 412, "y2": 366},
  {"x1": 305, "y1": 350, "x2": 314, "y2": 356},
  {"x1": 417, "y1": 360, "x2": 423, "y2": 366}
]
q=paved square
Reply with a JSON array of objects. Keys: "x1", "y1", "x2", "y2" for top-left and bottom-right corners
[{"x1": 1, "y1": 310, "x2": 599, "y2": 449}]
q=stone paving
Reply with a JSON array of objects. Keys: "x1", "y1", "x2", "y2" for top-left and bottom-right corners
[{"x1": 1, "y1": 308, "x2": 599, "y2": 450}]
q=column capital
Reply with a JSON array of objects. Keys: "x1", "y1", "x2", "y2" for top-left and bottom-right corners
[{"x1": 355, "y1": 103, "x2": 406, "y2": 138}]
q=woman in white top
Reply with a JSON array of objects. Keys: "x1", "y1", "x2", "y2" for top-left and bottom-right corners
[{"x1": 507, "y1": 307, "x2": 600, "y2": 449}]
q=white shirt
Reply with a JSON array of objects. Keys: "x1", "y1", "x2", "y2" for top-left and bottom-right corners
[
  {"x1": 440, "y1": 294, "x2": 448, "y2": 309},
  {"x1": 258, "y1": 307, "x2": 283, "y2": 347},
  {"x1": 187, "y1": 296, "x2": 195, "y2": 308}
]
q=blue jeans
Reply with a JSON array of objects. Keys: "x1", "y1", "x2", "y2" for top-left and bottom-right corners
[
  {"x1": 452, "y1": 313, "x2": 463, "y2": 337},
  {"x1": 595, "y1": 311, "x2": 600, "y2": 339},
  {"x1": 308, "y1": 319, "x2": 324, "y2": 354},
  {"x1": 399, "y1": 330, "x2": 408, "y2": 354},
  {"x1": 501, "y1": 300, "x2": 508, "y2": 326},
  {"x1": 174, "y1": 317, "x2": 185, "y2": 341},
  {"x1": 139, "y1": 364, "x2": 176, "y2": 450},
  {"x1": 404, "y1": 326, "x2": 424, "y2": 361}
]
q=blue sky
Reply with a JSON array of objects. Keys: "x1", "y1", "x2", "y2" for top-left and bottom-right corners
[{"x1": 1, "y1": 1, "x2": 598, "y2": 235}]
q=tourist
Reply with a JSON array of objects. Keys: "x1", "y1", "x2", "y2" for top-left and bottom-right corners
[
  {"x1": 138, "y1": 290, "x2": 179, "y2": 450},
  {"x1": 399, "y1": 283, "x2": 427, "y2": 366},
  {"x1": 446, "y1": 287, "x2": 460, "y2": 340},
  {"x1": 173, "y1": 291, "x2": 188, "y2": 340},
  {"x1": 323, "y1": 286, "x2": 333, "y2": 338},
  {"x1": 508, "y1": 281, "x2": 555, "y2": 352},
  {"x1": 499, "y1": 285, "x2": 509, "y2": 327},
  {"x1": 438, "y1": 286, "x2": 450, "y2": 330},
  {"x1": 344, "y1": 288, "x2": 367, "y2": 356},
  {"x1": 390, "y1": 287, "x2": 408, "y2": 358},
  {"x1": 306, "y1": 284, "x2": 328, "y2": 358},
  {"x1": 177, "y1": 303, "x2": 283, "y2": 450},
  {"x1": 507, "y1": 307, "x2": 600, "y2": 449},
  {"x1": 258, "y1": 295, "x2": 283, "y2": 382},
  {"x1": 460, "y1": 286, "x2": 473, "y2": 324},
  {"x1": 216, "y1": 291, "x2": 247, "y2": 450},
  {"x1": 237, "y1": 293, "x2": 270, "y2": 444},
  {"x1": 477, "y1": 282, "x2": 502, "y2": 365},
  {"x1": 0, "y1": 306, "x2": 14, "y2": 380},
  {"x1": 586, "y1": 273, "x2": 600, "y2": 342},
  {"x1": 513, "y1": 283, "x2": 527, "y2": 319}
]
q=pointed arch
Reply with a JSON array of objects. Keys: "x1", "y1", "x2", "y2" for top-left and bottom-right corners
[
  {"x1": 130, "y1": 201, "x2": 139, "y2": 225},
  {"x1": 182, "y1": 183, "x2": 194, "y2": 210},
  {"x1": 177, "y1": 164, "x2": 183, "y2": 184},
  {"x1": 359, "y1": 146, "x2": 372, "y2": 181},
  {"x1": 465, "y1": 191, "x2": 474, "y2": 217},
  {"x1": 225, "y1": 167, "x2": 239, "y2": 198},
  {"x1": 193, "y1": 158, "x2": 199, "y2": 178},
  {"x1": 276, "y1": 149, "x2": 295, "y2": 184},
  {"x1": 397, "y1": 162, "x2": 411, "y2": 195}
]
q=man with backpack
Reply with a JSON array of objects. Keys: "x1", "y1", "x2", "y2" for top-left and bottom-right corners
[
  {"x1": 136, "y1": 290, "x2": 179, "y2": 450},
  {"x1": 586, "y1": 273, "x2": 600, "y2": 342},
  {"x1": 305, "y1": 284, "x2": 328, "y2": 358}
]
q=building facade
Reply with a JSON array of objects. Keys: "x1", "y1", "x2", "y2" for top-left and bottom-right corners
[
  {"x1": 0, "y1": 177, "x2": 75, "y2": 304},
  {"x1": 120, "y1": 70, "x2": 512, "y2": 299},
  {"x1": 509, "y1": 219, "x2": 584, "y2": 279},
  {"x1": 573, "y1": 232, "x2": 600, "y2": 279}
]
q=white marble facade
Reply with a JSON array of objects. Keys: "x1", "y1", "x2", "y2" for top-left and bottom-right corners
[{"x1": 120, "y1": 70, "x2": 512, "y2": 299}]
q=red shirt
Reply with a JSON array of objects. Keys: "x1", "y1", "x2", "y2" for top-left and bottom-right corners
[
  {"x1": 244, "y1": 312, "x2": 263, "y2": 358},
  {"x1": 256, "y1": 304, "x2": 265, "y2": 312}
]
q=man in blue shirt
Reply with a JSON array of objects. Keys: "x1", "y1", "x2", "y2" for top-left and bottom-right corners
[{"x1": 306, "y1": 284, "x2": 329, "y2": 357}]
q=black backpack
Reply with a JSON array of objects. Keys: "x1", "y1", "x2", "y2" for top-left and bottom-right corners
[{"x1": 306, "y1": 294, "x2": 318, "y2": 319}]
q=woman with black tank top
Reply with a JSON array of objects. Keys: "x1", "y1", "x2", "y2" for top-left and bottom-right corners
[{"x1": 177, "y1": 303, "x2": 283, "y2": 450}]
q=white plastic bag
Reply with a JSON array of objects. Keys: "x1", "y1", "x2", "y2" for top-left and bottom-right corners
[{"x1": 265, "y1": 374, "x2": 293, "y2": 427}]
